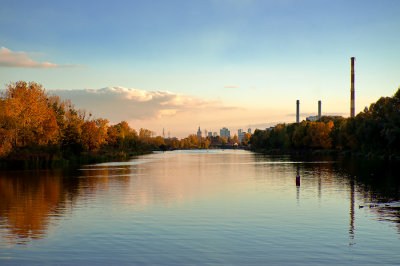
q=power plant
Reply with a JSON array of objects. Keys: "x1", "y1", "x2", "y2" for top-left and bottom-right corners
[
  {"x1": 297, "y1": 100, "x2": 322, "y2": 122},
  {"x1": 350, "y1": 57, "x2": 355, "y2": 117},
  {"x1": 295, "y1": 58, "x2": 355, "y2": 122}
]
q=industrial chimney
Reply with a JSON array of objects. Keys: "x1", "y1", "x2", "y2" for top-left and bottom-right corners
[
  {"x1": 350, "y1": 57, "x2": 355, "y2": 117},
  {"x1": 296, "y1": 100, "x2": 300, "y2": 123},
  {"x1": 318, "y1": 100, "x2": 321, "y2": 119}
]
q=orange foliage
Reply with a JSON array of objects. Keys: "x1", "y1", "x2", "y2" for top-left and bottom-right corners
[
  {"x1": 81, "y1": 119, "x2": 109, "y2": 151},
  {"x1": 292, "y1": 121, "x2": 333, "y2": 149},
  {"x1": 0, "y1": 80, "x2": 194, "y2": 158},
  {"x1": 0, "y1": 81, "x2": 58, "y2": 149}
]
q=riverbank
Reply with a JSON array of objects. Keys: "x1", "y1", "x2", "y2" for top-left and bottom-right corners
[
  {"x1": 251, "y1": 148, "x2": 400, "y2": 161},
  {"x1": 0, "y1": 145, "x2": 253, "y2": 170},
  {"x1": 0, "y1": 149, "x2": 153, "y2": 170}
]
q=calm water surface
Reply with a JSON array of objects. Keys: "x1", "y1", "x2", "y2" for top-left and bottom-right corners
[{"x1": 0, "y1": 150, "x2": 400, "y2": 265}]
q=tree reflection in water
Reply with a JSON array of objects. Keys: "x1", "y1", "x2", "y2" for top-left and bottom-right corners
[
  {"x1": 334, "y1": 157, "x2": 400, "y2": 234},
  {"x1": 0, "y1": 166, "x2": 131, "y2": 245},
  {"x1": 290, "y1": 154, "x2": 400, "y2": 238},
  {"x1": 0, "y1": 154, "x2": 399, "y2": 245}
]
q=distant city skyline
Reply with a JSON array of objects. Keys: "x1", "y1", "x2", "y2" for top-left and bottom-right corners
[{"x1": 1, "y1": 0, "x2": 399, "y2": 138}]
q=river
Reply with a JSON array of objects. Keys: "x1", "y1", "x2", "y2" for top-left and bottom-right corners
[{"x1": 0, "y1": 150, "x2": 399, "y2": 265}]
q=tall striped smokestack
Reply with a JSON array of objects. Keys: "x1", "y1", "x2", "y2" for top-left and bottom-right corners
[
  {"x1": 296, "y1": 100, "x2": 300, "y2": 123},
  {"x1": 318, "y1": 100, "x2": 321, "y2": 119},
  {"x1": 350, "y1": 57, "x2": 355, "y2": 117}
]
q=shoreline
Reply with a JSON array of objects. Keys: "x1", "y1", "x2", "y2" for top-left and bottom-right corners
[
  {"x1": 0, "y1": 150, "x2": 153, "y2": 170},
  {"x1": 250, "y1": 148, "x2": 400, "y2": 161},
  {"x1": 2, "y1": 147, "x2": 399, "y2": 170}
]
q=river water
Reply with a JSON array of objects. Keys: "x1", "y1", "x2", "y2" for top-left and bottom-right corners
[{"x1": 0, "y1": 150, "x2": 399, "y2": 265}]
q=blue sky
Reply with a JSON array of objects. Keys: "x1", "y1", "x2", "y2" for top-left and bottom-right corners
[{"x1": 1, "y1": 0, "x2": 399, "y2": 137}]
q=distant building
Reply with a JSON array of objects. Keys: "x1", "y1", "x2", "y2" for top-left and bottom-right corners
[
  {"x1": 306, "y1": 116, "x2": 319, "y2": 122},
  {"x1": 220, "y1": 127, "x2": 230, "y2": 138},
  {"x1": 247, "y1": 128, "x2": 251, "y2": 134},
  {"x1": 197, "y1": 126, "x2": 202, "y2": 138},
  {"x1": 208, "y1": 132, "x2": 213, "y2": 137},
  {"x1": 238, "y1": 129, "x2": 246, "y2": 142},
  {"x1": 213, "y1": 132, "x2": 218, "y2": 137}
]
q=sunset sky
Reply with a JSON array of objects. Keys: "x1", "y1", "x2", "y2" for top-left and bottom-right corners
[{"x1": 1, "y1": 0, "x2": 399, "y2": 137}]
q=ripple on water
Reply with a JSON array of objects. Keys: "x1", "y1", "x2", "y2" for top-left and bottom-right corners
[{"x1": 0, "y1": 150, "x2": 399, "y2": 264}]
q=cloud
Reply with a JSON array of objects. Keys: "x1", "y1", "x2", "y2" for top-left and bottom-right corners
[
  {"x1": 224, "y1": 85, "x2": 240, "y2": 89},
  {"x1": 51, "y1": 87, "x2": 290, "y2": 138},
  {"x1": 286, "y1": 112, "x2": 346, "y2": 117},
  {"x1": 246, "y1": 122, "x2": 280, "y2": 129},
  {"x1": 52, "y1": 86, "x2": 236, "y2": 123},
  {"x1": 0, "y1": 47, "x2": 81, "y2": 68}
]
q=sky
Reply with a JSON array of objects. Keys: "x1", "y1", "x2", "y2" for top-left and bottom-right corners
[{"x1": 1, "y1": 0, "x2": 399, "y2": 138}]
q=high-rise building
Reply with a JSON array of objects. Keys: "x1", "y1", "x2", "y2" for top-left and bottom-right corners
[
  {"x1": 296, "y1": 100, "x2": 300, "y2": 123},
  {"x1": 220, "y1": 127, "x2": 230, "y2": 138},
  {"x1": 247, "y1": 128, "x2": 251, "y2": 134},
  {"x1": 238, "y1": 129, "x2": 246, "y2": 142},
  {"x1": 197, "y1": 126, "x2": 202, "y2": 138}
]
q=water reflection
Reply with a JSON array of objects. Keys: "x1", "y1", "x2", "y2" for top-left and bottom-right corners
[
  {"x1": 0, "y1": 170, "x2": 68, "y2": 244},
  {"x1": 349, "y1": 178, "x2": 355, "y2": 244},
  {"x1": 0, "y1": 165, "x2": 137, "y2": 245},
  {"x1": 254, "y1": 153, "x2": 400, "y2": 244},
  {"x1": 338, "y1": 158, "x2": 400, "y2": 234},
  {"x1": 0, "y1": 150, "x2": 399, "y2": 247}
]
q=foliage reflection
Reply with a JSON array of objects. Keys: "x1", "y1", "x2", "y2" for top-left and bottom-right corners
[{"x1": 0, "y1": 153, "x2": 399, "y2": 245}]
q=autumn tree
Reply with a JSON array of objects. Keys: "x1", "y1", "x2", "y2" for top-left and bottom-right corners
[
  {"x1": 106, "y1": 121, "x2": 137, "y2": 149},
  {"x1": 0, "y1": 81, "x2": 58, "y2": 149},
  {"x1": 308, "y1": 121, "x2": 333, "y2": 149},
  {"x1": 0, "y1": 80, "x2": 169, "y2": 161},
  {"x1": 242, "y1": 133, "x2": 251, "y2": 145},
  {"x1": 139, "y1": 128, "x2": 153, "y2": 144},
  {"x1": 151, "y1": 136, "x2": 165, "y2": 147},
  {"x1": 230, "y1": 135, "x2": 239, "y2": 144},
  {"x1": 0, "y1": 99, "x2": 13, "y2": 156},
  {"x1": 80, "y1": 119, "x2": 109, "y2": 151},
  {"x1": 202, "y1": 139, "x2": 211, "y2": 149},
  {"x1": 165, "y1": 138, "x2": 180, "y2": 150}
]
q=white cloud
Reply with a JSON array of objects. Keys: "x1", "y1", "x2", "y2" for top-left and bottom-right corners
[
  {"x1": 52, "y1": 86, "x2": 233, "y2": 122},
  {"x1": 52, "y1": 86, "x2": 285, "y2": 138},
  {"x1": 286, "y1": 112, "x2": 346, "y2": 117},
  {"x1": 224, "y1": 85, "x2": 240, "y2": 89},
  {"x1": 0, "y1": 47, "x2": 81, "y2": 68}
]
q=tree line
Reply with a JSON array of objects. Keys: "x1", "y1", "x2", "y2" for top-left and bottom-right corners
[
  {"x1": 163, "y1": 134, "x2": 251, "y2": 150},
  {"x1": 250, "y1": 87, "x2": 400, "y2": 158},
  {"x1": 0, "y1": 81, "x2": 169, "y2": 164},
  {"x1": 0, "y1": 81, "x2": 252, "y2": 167}
]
